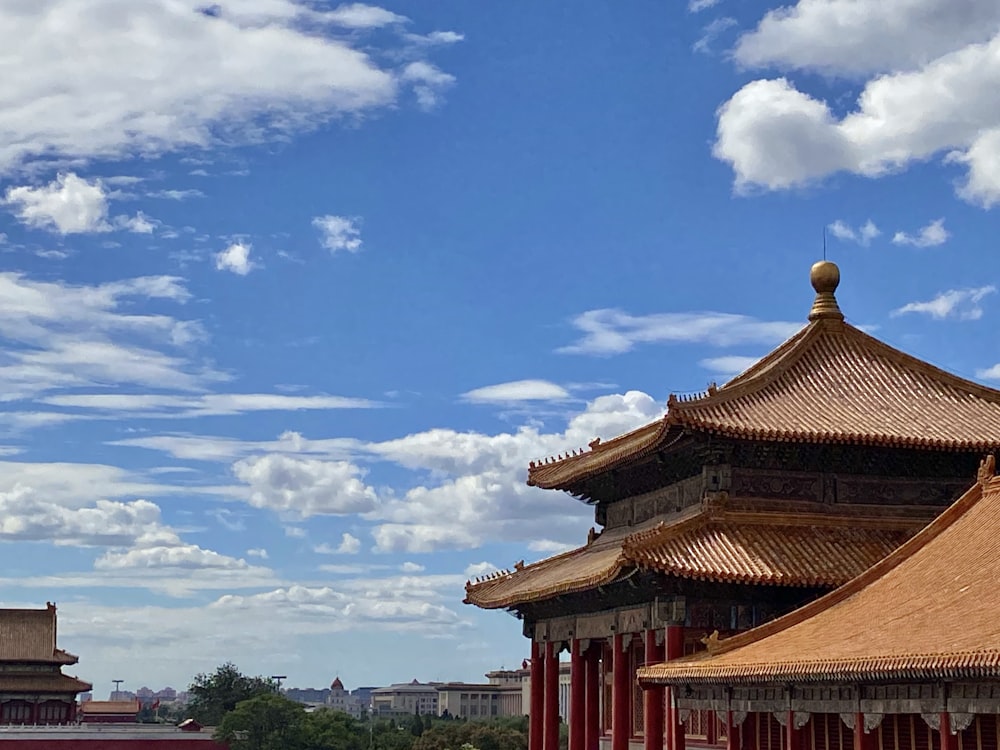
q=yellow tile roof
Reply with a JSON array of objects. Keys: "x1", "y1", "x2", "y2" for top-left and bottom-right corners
[
  {"x1": 637, "y1": 461, "x2": 1000, "y2": 685},
  {"x1": 465, "y1": 508, "x2": 923, "y2": 609},
  {"x1": 530, "y1": 313, "x2": 1000, "y2": 491},
  {"x1": 0, "y1": 605, "x2": 77, "y2": 664}
]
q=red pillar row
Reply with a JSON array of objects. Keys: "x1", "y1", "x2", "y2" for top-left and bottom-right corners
[
  {"x1": 530, "y1": 641, "x2": 545, "y2": 750},
  {"x1": 545, "y1": 641, "x2": 561, "y2": 750},
  {"x1": 585, "y1": 642, "x2": 601, "y2": 750},
  {"x1": 786, "y1": 711, "x2": 803, "y2": 750},
  {"x1": 612, "y1": 633, "x2": 630, "y2": 750},
  {"x1": 644, "y1": 630, "x2": 665, "y2": 750},
  {"x1": 853, "y1": 713, "x2": 877, "y2": 750},
  {"x1": 725, "y1": 711, "x2": 738, "y2": 750}
]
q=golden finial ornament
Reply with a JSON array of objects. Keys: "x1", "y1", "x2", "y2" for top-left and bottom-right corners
[{"x1": 808, "y1": 260, "x2": 844, "y2": 322}]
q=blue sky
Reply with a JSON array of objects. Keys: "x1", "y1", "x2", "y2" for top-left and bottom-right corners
[{"x1": 1, "y1": 0, "x2": 1000, "y2": 697}]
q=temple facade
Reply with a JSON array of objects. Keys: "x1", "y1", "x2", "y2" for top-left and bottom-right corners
[
  {"x1": 465, "y1": 262, "x2": 1000, "y2": 750},
  {"x1": 0, "y1": 603, "x2": 91, "y2": 725},
  {"x1": 637, "y1": 457, "x2": 1000, "y2": 750}
]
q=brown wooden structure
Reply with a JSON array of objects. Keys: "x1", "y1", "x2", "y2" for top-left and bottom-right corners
[
  {"x1": 637, "y1": 457, "x2": 1000, "y2": 750},
  {"x1": 0, "y1": 603, "x2": 91, "y2": 724},
  {"x1": 465, "y1": 262, "x2": 1000, "y2": 750}
]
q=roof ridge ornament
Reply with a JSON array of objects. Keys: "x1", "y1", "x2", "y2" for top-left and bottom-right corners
[
  {"x1": 978, "y1": 454, "x2": 996, "y2": 487},
  {"x1": 808, "y1": 260, "x2": 844, "y2": 322}
]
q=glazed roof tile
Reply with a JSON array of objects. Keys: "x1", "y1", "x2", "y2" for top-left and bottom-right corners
[
  {"x1": 465, "y1": 508, "x2": 921, "y2": 609},
  {"x1": 637, "y1": 461, "x2": 1000, "y2": 686},
  {"x1": 80, "y1": 699, "x2": 140, "y2": 714},
  {"x1": 0, "y1": 672, "x2": 92, "y2": 694},
  {"x1": 530, "y1": 316, "x2": 1000, "y2": 491},
  {"x1": 0, "y1": 606, "x2": 77, "y2": 664}
]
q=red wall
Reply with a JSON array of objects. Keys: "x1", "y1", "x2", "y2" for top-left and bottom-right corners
[{"x1": 0, "y1": 740, "x2": 226, "y2": 749}]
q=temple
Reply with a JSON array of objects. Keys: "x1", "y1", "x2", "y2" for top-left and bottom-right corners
[
  {"x1": 0, "y1": 603, "x2": 91, "y2": 724},
  {"x1": 637, "y1": 456, "x2": 1000, "y2": 750},
  {"x1": 465, "y1": 261, "x2": 1000, "y2": 750}
]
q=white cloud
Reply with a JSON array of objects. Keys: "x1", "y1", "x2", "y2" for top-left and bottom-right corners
[
  {"x1": 714, "y1": 22, "x2": 1000, "y2": 203},
  {"x1": 463, "y1": 561, "x2": 499, "y2": 579},
  {"x1": 405, "y1": 31, "x2": 464, "y2": 46},
  {"x1": 689, "y1": 0, "x2": 722, "y2": 11},
  {"x1": 0, "y1": 272, "x2": 220, "y2": 399},
  {"x1": 246, "y1": 548, "x2": 269, "y2": 559},
  {"x1": 891, "y1": 286, "x2": 996, "y2": 320},
  {"x1": 461, "y1": 379, "x2": 571, "y2": 404},
  {"x1": 558, "y1": 308, "x2": 801, "y2": 356},
  {"x1": 976, "y1": 363, "x2": 1000, "y2": 381},
  {"x1": 326, "y1": 3, "x2": 407, "y2": 29},
  {"x1": 400, "y1": 561, "x2": 425, "y2": 573},
  {"x1": 891, "y1": 218, "x2": 949, "y2": 247},
  {"x1": 215, "y1": 242, "x2": 256, "y2": 275},
  {"x1": 400, "y1": 61, "x2": 456, "y2": 110},
  {"x1": 693, "y1": 17, "x2": 737, "y2": 55},
  {"x1": 828, "y1": 219, "x2": 881, "y2": 246},
  {"x1": 314, "y1": 533, "x2": 362, "y2": 555},
  {"x1": 114, "y1": 211, "x2": 158, "y2": 234},
  {"x1": 0, "y1": 2, "x2": 458, "y2": 174},
  {"x1": 734, "y1": 0, "x2": 1000, "y2": 76},
  {"x1": 312, "y1": 215, "x2": 363, "y2": 254},
  {"x1": 699, "y1": 355, "x2": 761, "y2": 377},
  {"x1": 94, "y1": 544, "x2": 251, "y2": 570},
  {"x1": 43, "y1": 393, "x2": 376, "y2": 419},
  {"x1": 147, "y1": 189, "x2": 205, "y2": 201},
  {"x1": 3, "y1": 173, "x2": 110, "y2": 234},
  {"x1": 232, "y1": 454, "x2": 379, "y2": 517}
]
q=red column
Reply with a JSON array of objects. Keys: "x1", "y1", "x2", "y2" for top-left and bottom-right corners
[
  {"x1": 545, "y1": 641, "x2": 560, "y2": 750},
  {"x1": 786, "y1": 711, "x2": 802, "y2": 750},
  {"x1": 726, "y1": 711, "x2": 738, "y2": 750},
  {"x1": 570, "y1": 639, "x2": 586, "y2": 750},
  {"x1": 665, "y1": 626, "x2": 685, "y2": 750},
  {"x1": 644, "y1": 630, "x2": 666, "y2": 750},
  {"x1": 585, "y1": 642, "x2": 601, "y2": 750},
  {"x1": 612, "y1": 633, "x2": 630, "y2": 750},
  {"x1": 530, "y1": 641, "x2": 545, "y2": 750},
  {"x1": 853, "y1": 713, "x2": 876, "y2": 750},
  {"x1": 940, "y1": 713, "x2": 959, "y2": 750}
]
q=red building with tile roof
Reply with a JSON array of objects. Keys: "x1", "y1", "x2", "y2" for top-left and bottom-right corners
[
  {"x1": 0, "y1": 603, "x2": 91, "y2": 725},
  {"x1": 638, "y1": 457, "x2": 1000, "y2": 750},
  {"x1": 465, "y1": 262, "x2": 1000, "y2": 750}
]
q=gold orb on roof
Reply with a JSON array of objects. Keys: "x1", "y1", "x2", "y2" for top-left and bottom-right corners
[{"x1": 810, "y1": 260, "x2": 840, "y2": 294}]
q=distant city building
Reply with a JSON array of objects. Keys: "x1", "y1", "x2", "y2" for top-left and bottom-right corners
[
  {"x1": 371, "y1": 680, "x2": 440, "y2": 716},
  {"x1": 326, "y1": 677, "x2": 363, "y2": 718}
]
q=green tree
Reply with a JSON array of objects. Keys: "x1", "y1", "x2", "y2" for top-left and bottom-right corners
[
  {"x1": 410, "y1": 713, "x2": 425, "y2": 737},
  {"x1": 187, "y1": 662, "x2": 277, "y2": 726},
  {"x1": 302, "y1": 709, "x2": 365, "y2": 750},
  {"x1": 215, "y1": 693, "x2": 306, "y2": 750}
]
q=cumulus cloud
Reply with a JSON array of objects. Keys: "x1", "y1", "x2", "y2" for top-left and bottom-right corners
[
  {"x1": 891, "y1": 218, "x2": 949, "y2": 247},
  {"x1": 95, "y1": 544, "x2": 251, "y2": 570},
  {"x1": 714, "y1": 10, "x2": 1000, "y2": 204},
  {"x1": 214, "y1": 242, "x2": 256, "y2": 275},
  {"x1": 0, "y1": 2, "x2": 457, "y2": 174},
  {"x1": 460, "y1": 380, "x2": 571, "y2": 404},
  {"x1": 114, "y1": 211, "x2": 158, "y2": 234},
  {"x1": 976, "y1": 363, "x2": 1000, "y2": 381},
  {"x1": 558, "y1": 308, "x2": 801, "y2": 356},
  {"x1": 315, "y1": 533, "x2": 362, "y2": 555},
  {"x1": 312, "y1": 215, "x2": 363, "y2": 254},
  {"x1": 734, "y1": 0, "x2": 1000, "y2": 76},
  {"x1": 693, "y1": 17, "x2": 737, "y2": 55},
  {"x1": 3, "y1": 173, "x2": 110, "y2": 234},
  {"x1": 232, "y1": 454, "x2": 379, "y2": 517},
  {"x1": 892, "y1": 286, "x2": 996, "y2": 320},
  {"x1": 828, "y1": 219, "x2": 881, "y2": 246}
]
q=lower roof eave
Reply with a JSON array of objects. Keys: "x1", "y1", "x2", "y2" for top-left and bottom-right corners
[{"x1": 637, "y1": 665, "x2": 1000, "y2": 688}]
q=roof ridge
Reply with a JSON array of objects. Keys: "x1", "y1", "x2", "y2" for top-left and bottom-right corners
[{"x1": 704, "y1": 466, "x2": 991, "y2": 657}]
